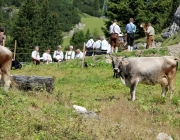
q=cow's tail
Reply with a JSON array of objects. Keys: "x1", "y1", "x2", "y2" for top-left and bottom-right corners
[
  {"x1": 176, "y1": 60, "x2": 179, "y2": 71},
  {"x1": 173, "y1": 57, "x2": 179, "y2": 71}
]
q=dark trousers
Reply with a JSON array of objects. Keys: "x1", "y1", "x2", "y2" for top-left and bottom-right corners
[
  {"x1": 86, "y1": 48, "x2": 93, "y2": 56},
  {"x1": 101, "y1": 50, "x2": 107, "y2": 54},
  {"x1": 127, "y1": 33, "x2": 134, "y2": 46}
]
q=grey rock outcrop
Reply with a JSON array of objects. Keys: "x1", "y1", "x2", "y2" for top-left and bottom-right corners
[
  {"x1": 162, "y1": 5, "x2": 180, "y2": 38},
  {"x1": 10, "y1": 75, "x2": 54, "y2": 92}
]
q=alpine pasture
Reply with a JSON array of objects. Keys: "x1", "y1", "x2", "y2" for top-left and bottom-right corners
[
  {"x1": 0, "y1": 51, "x2": 180, "y2": 139},
  {"x1": 63, "y1": 14, "x2": 106, "y2": 47}
]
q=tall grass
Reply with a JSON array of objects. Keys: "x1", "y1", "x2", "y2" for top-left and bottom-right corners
[{"x1": 0, "y1": 55, "x2": 180, "y2": 139}]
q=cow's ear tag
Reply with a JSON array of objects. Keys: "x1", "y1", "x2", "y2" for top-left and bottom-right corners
[{"x1": 122, "y1": 60, "x2": 129, "y2": 65}]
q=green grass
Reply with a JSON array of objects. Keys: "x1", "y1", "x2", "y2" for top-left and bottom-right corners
[
  {"x1": 0, "y1": 54, "x2": 180, "y2": 139},
  {"x1": 62, "y1": 14, "x2": 107, "y2": 47}
]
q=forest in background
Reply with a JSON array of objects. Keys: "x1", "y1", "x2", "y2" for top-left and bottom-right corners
[
  {"x1": 0, "y1": 0, "x2": 180, "y2": 61},
  {"x1": 0, "y1": 0, "x2": 103, "y2": 61}
]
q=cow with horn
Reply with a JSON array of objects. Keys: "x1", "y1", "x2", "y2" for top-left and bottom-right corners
[{"x1": 112, "y1": 56, "x2": 179, "y2": 101}]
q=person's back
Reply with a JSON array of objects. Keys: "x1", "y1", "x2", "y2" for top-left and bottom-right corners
[
  {"x1": 109, "y1": 19, "x2": 121, "y2": 53},
  {"x1": 85, "y1": 35, "x2": 94, "y2": 56},
  {"x1": 126, "y1": 18, "x2": 136, "y2": 51},
  {"x1": 101, "y1": 37, "x2": 109, "y2": 54},
  {"x1": 0, "y1": 27, "x2": 6, "y2": 47}
]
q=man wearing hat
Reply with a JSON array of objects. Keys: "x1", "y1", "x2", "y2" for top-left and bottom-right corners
[
  {"x1": 85, "y1": 35, "x2": 94, "y2": 56},
  {"x1": 53, "y1": 45, "x2": 64, "y2": 62},
  {"x1": 0, "y1": 26, "x2": 6, "y2": 46},
  {"x1": 65, "y1": 46, "x2": 75, "y2": 60},
  {"x1": 109, "y1": 19, "x2": 121, "y2": 53}
]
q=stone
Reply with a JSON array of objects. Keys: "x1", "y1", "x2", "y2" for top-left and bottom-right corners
[
  {"x1": 156, "y1": 132, "x2": 173, "y2": 140},
  {"x1": 162, "y1": 5, "x2": 180, "y2": 38},
  {"x1": 10, "y1": 75, "x2": 54, "y2": 92}
]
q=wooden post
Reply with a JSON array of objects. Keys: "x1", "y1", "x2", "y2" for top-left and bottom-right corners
[
  {"x1": 13, "y1": 40, "x2": 17, "y2": 60},
  {"x1": 82, "y1": 42, "x2": 86, "y2": 69}
]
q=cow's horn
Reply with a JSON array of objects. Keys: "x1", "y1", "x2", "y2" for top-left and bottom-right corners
[{"x1": 174, "y1": 57, "x2": 180, "y2": 61}]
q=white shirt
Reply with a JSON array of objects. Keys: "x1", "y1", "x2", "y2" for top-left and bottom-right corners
[
  {"x1": 65, "y1": 51, "x2": 75, "y2": 60},
  {"x1": 42, "y1": 52, "x2": 52, "y2": 62},
  {"x1": 53, "y1": 50, "x2": 64, "y2": 60},
  {"x1": 75, "y1": 52, "x2": 84, "y2": 59},
  {"x1": 101, "y1": 39, "x2": 109, "y2": 50},
  {"x1": 93, "y1": 40, "x2": 101, "y2": 49},
  {"x1": 31, "y1": 50, "x2": 40, "y2": 60},
  {"x1": 107, "y1": 44, "x2": 111, "y2": 54},
  {"x1": 147, "y1": 26, "x2": 155, "y2": 36},
  {"x1": 86, "y1": 39, "x2": 94, "y2": 48},
  {"x1": 109, "y1": 23, "x2": 121, "y2": 34}
]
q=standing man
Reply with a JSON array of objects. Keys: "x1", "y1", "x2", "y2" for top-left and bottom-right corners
[
  {"x1": 109, "y1": 19, "x2": 121, "y2": 53},
  {"x1": 85, "y1": 35, "x2": 94, "y2": 56},
  {"x1": 31, "y1": 46, "x2": 41, "y2": 65},
  {"x1": 145, "y1": 23, "x2": 155, "y2": 49},
  {"x1": 126, "y1": 18, "x2": 136, "y2": 51},
  {"x1": 0, "y1": 26, "x2": 6, "y2": 47}
]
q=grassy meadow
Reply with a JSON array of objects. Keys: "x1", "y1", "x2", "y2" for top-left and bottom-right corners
[
  {"x1": 0, "y1": 49, "x2": 180, "y2": 139},
  {"x1": 62, "y1": 14, "x2": 106, "y2": 47}
]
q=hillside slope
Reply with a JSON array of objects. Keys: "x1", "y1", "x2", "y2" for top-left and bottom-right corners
[
  {"x1": 62, "y1": 15, "x2": 106, "y2": 47},
  {"x1": 0, "y1": 53, "x2": 180, "y2": 139}
]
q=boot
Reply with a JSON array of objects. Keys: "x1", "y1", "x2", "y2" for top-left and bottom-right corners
[{"x1": 128, "y1": 46, "x2": 131, "y2": 52}]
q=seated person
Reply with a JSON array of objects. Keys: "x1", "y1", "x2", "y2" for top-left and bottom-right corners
[
  {"x1": 31, "y1": 46, "x2": 40, "y2": 65},
  {"x1": 75, "y1": 49, "x2": 84, "y2": 58},
  {"x1": 53, "y1": 45, "x2": 64, "y2": 62},
  {"x1": 65, "y1": 46, "x2": 75, "y2": 60},
  {"x1": 42, "y1": 49, "x2": 52, "y2": 64}
]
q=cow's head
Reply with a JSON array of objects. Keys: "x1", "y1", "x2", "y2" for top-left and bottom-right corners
[{"x1": 112, "y1": 56, "x2": 129, "y2": 74}]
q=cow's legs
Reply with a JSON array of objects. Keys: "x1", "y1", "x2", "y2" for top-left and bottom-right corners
[
  {"x1": 2, "y1": 72, "x2": 11, "y2": 91},
  {"x1": 161, "y1": 77, "x2": 168, "y2": 97},
  {"x1": 1, "y1": 59, "x2": 12, "y2": 91},
  {"x1": 168, "y1": 68, "x2": 177, "y2": 99},
  {"x1": 169, "y1": 78, "x2": 176, "y2": 99},
  {"x1": 130, "y1": 81, "x2": 138, "y2": 101}
]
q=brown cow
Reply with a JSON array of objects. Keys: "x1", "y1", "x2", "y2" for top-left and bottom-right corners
[
  {"x1": 0, "y1": 45, "x2": 12, "y2": 90},
  {"x1": 113, "y1": 56, "x2": 179, "y2": 101}
]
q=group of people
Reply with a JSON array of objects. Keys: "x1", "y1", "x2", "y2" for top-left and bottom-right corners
[
  {"x1": 31, "y1": 46, "x2": 84, "y2": 65},
  {"x1": 85, "y1": 36, "x2": 111, "y2": 56},
  {"x1": 109, "y1": 18, "x2": 155, "y2": 53}
]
